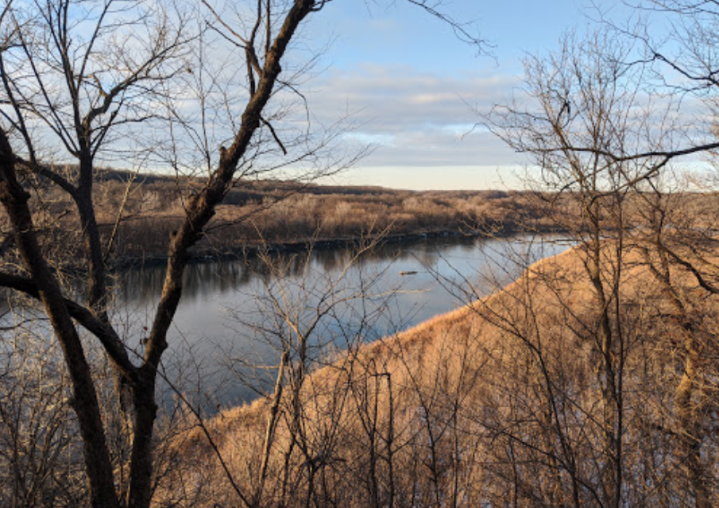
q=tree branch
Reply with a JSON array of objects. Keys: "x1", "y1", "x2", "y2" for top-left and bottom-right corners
[{"x1": 0, "y1": 271, "x2": 138, "y2": 382}]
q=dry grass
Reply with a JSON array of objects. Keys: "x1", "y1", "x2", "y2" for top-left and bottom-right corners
[{"x1": 156, "y1": 241, "x2": 719, "y2": 507}]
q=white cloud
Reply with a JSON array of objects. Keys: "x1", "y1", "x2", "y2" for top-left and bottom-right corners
[{"x1": 304, "y1": 65, "x2": 522, "y2": 173}]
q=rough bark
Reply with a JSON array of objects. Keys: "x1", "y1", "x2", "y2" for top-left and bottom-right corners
[{"x1": 0, "y1": 129, "x2": 120, "y2": 508}]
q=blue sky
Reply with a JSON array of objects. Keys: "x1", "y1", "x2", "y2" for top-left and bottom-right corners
[{"x1": 300, "y1": 0, "x2": 634, "y2": 190}]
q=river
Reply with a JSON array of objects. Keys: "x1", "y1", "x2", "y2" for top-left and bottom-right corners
[
  {"x1": 1, "y1": 234, "x2": 568, "y2": 407},
  {"x1": 109, "y1": 234, "x2": 568, "y2": 406}
]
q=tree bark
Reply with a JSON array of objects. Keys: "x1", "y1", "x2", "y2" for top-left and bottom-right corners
[{"x1": 0, "y1": 129, "x2": 120, "y2": 508}]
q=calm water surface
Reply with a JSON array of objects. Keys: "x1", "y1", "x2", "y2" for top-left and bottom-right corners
[{"x1": 111, "y1": 235, "x2": 568, "y2": 405}]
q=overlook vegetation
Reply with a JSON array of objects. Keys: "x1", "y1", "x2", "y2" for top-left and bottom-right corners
[
  {"x1": 154, "y1": 241, "x2": 719, "y2": 507},
  {"x1": 2, "y1": 0, "x2": 719, "y2": 507}
]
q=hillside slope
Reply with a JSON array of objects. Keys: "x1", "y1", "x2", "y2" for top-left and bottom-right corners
[{"x1": 156, "y1": 241, "x2": 719, "y2": 507}]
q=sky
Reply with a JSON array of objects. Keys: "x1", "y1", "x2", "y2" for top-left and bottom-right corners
[{"x1": 296, "y1": 0, "x2": 635, "y2": 190}]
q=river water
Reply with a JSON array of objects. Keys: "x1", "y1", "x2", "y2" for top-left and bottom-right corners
[
  {"x1": 1, "y1": 234, "x2": 567, "y2": 407},
  {"x1": 109, "y1": 234, "x2": 568, "y2": 406}
]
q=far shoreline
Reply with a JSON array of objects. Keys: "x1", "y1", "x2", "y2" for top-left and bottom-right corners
[{"x1": 106, "y1": 224, "x2": 564, "y2": 272}]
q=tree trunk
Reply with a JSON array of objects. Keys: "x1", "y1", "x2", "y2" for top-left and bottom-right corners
[{"x1": 0, "y1": 130, "x2": 120, "y2": 508}]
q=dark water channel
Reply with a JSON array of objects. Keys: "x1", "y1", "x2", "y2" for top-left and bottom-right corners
[{"x1": 111, "y1": 234, "x2": 568, "y2": 407}]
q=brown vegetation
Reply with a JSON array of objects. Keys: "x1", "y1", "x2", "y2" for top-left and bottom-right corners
[
  {"x1": 22, "y1": 170, "x2": 719, "y2": 265},
  {"x1": 149, "y1": 15, "x2": 719, "y2": 507},
  {"x1": 156, "y1": 238, "x2": 719, "y2": 507},
  {"x1": 16, "y1": 170, "x2": 562, "y2": 264},
  {"x1": 3, "y1": 1, "x2": 719, "y2": 507}
]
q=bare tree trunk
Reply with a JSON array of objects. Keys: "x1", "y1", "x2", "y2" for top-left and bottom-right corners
[
  {"x1": 75, "y1": 155, "x2": 110, "y2": 321},
  {"x1": 0, "y1": 130, "x2": 120, "y2": 508},
  {"x1": 675, "y1": 348, "x2": 710, "y2": 508},
  {"x1": 585, "y1": 236, "x2": 621, "y2": 508},
  {"x1": 255, "y1": 350, "x2": 289, "y2": 506},
  {"x1": 126, "y1": 4, "x2": 320, "y2": 506}
]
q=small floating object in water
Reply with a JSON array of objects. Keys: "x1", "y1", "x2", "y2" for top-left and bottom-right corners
[{"x1": 399, "y1": 270, "x2": 418, "y2": 276}]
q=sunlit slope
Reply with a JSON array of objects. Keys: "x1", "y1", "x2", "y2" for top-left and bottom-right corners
[{"x1": 157, "y1": 242, "x2": 719, "y2": 507}]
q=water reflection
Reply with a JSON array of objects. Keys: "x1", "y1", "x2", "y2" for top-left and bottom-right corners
[
  {"x1": 110, "y1": 235, "x2": 568, "y2": 404},
  {"x1": 115, "y1": 236, "x2": 481, "y2": 306},
  {"x1": 4, "y1": 235, "x2": 569, "y2": 408}
]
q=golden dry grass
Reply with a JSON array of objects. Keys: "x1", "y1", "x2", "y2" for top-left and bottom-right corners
[{"x1": 156, "y1": 240, "x2": 719, "y2": 507}]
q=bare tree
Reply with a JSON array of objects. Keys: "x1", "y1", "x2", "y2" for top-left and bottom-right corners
[
  {"x1": 0, "y1": 2, "x2": 488, "y2": 507},
  {"x1": 0, "y1": 1, "x2": 345, "y2": 506},
  {"x1": 486, "y1": 21, "x2": 719, "y2": 507}
]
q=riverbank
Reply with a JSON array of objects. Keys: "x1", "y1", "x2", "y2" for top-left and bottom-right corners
[
  {"x1": 108, "y1": 224, "x2": 564, "y2": 271},
  {"x1": 157, "y1": 240, "x2": 719, "y2": 507},
  {"x1": 22, "y1": 171, "x2": 561, "y2": 270},
  {"x1": 28, "y1": 171, "x2": 719, "y2": 273}
]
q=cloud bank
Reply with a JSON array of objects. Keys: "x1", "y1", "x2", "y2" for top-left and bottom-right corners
[{"x1": 307, "y1": 65, "x2": 525, "y2": 183}]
